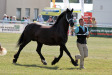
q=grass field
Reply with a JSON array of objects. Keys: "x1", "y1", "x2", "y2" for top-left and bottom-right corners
[{"x1": 0, "y1": 33, "x2": 112, "y2": 75}]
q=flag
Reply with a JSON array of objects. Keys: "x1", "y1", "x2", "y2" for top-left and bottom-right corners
[
  {"x1": 52, "y1": 0, "x2": 56, "y2": 8},
  {"x1": 79, "y1": 0, "x2": 84, "y2": 17}
]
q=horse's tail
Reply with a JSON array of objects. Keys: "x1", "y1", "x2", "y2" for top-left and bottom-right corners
[{"x1": 16, "y1": 31, "x2": 24, "y2": 47}]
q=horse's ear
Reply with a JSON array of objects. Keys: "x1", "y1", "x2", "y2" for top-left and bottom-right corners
[
  {"x1": 66, "y1": 8, "x2": 70, "y2": 12},
  {"x1": 71, "y1": 8, "x2": 73, "y2": 12}
]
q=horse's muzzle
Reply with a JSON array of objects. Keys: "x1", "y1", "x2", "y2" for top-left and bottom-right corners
[{"x1": 70, "y1": 22, "x2": 74, "y2": 27}]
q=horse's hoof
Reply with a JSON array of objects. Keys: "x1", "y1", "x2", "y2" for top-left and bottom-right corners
[
  {"x1": 51, "y1": 61, "x2": 55, "y2": 65},
  {"x1": 74, "y1": 63, "x2": 78, "y2": 66},
  {"x1": 41, "y1": 60, "x2": 47, "y2": 65},
  {"x1": 51, "y1": 57, "x2": 58, "y2": 65},
  {"x1": 13, "y1": 59, "x2": 17, "y2": 64},
  {"x1": 71, "y1": 60, "x2": 78, "y2": 66}
]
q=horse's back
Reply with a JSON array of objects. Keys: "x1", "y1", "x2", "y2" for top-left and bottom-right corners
[
  {"x1": 25, "y1": 23, "x2": 52, "y2": 30},
  {"x1": 23, "y1": 23, "x2": 52, "y2": 40},
  {"x1": 25, "y1": 23, "x2": 41, "y2": 30}
]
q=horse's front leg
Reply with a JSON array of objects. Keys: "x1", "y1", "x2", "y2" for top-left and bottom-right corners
[
  {"x1": 36, "y1": 42, "x2": 47, "y2": 65},
  {"x1": 61, "y1": 44, "x2": 78, "y2": 66},
  {"x1": 52, "y1": 46, "x2": 63, "y2": 65}
]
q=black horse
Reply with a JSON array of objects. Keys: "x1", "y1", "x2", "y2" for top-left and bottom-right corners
[{"x1": 13, "y1": 8, "x2": 78, "y2": 66}]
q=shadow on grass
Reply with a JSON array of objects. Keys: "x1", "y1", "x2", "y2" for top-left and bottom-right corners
[
  {"x1": 66, "y1": 67, "x2": 82, "y2": 70},
  {"x1": 13, "y1": 63, "x2": 59, "y2": 70}
]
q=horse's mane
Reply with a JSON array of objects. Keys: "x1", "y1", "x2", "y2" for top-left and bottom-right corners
[{"x1": 54, "y1": 10, "x2": 66, "y2": 25}]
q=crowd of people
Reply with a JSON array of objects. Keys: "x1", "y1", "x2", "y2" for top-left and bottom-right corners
[
  {"x1": 21, "y1": 17, "x2": 30, "y2": 23},
  {"x1": 2, "y1": 14, "x2": 31, "y2": 24},
  {"x1": 2, "y1": 14, "x2": 56, "y2": 24},
  {"x1": 2, "y1": 14, "x2": 97, "y2": 28},
  {"x1": 36, "y1": 15, "x2": 55, "y2": 25},
  {"x1": 86, "y1": 16, "x2": 97, "y2": 27},
  {"x1": 3, "y1": 14, "x2": 17, "y2": 22}
]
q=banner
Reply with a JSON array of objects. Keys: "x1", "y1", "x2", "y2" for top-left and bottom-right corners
[
  {"x1": 63, "y1": 0, "x2": 70, "y2": 9},
  {"x1": 0, "y1": 24, "x2": 25, "y2": 33},
  {"x1": 89, "y1": 27, "x2": 112, "y2": 37},
  {"x1": 79, "y1": 0, "x2": 84, "y2": 17}
]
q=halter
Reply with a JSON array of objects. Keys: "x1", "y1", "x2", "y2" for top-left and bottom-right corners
[{"x1": 66, "y1": 14, "x2": 73, "y2": 23}]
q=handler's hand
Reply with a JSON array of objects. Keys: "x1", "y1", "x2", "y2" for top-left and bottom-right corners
[
  {"x1": 71, "y1": 27, "x2": 75, "y2": 32},
  {"x1": 87, "y1": 31, "x2": 91, "y2": 38}
]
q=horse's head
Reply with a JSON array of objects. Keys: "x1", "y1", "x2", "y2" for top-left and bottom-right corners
[{"x1": 66, "y1": 8, "x2": 74, "y2": 27}]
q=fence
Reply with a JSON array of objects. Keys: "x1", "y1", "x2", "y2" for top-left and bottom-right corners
[
  {"x1": 0, "y1": 20, "x2": 53, "y2": 33},
  {"x1": 83, "y1": 24, "x2": 112, "y2": 37},
  {"x1": 0, "y1": 20, "x2": 29, "y2": 33},
  {"x1": 88, "y1": 27, "x2": 112, "y2": 37}
]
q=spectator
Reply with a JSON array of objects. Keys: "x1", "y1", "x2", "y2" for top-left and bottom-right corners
[
  {"x1": 24, "y1": 17, "x2": 29, "y2": 24},
  {"x1": 37, "y1": 15, "x2": 44, "y2": 23},
  {"x1": 7, "y1": 16, "x2": 10, "y2": 21},
  {"x1": 73, "y1": 17, "x2": 77, "y2": 26},
  {"x1": 27, "y1": 17, "x2": 30, "y2": 23},
  {"x1": 24, "y1": 17, "x2": 28, "y2": 22},
  {"x1": 86, "y1": 17, "x2": 92, "y2": 27},
  {"x1": 71, "y1": 17, "x2": 77, "y2": 36},
  {"x1": 10, "y1": 16, "x2": 13, "y2": 21},
  {"x1": 12, "y1": 16, "x2": 17, "y2": 21},
  {"x1": 21, "y1": 17, "x2": 25, "y2": 21},
  {"x1": 47, "y1": 16, "x2": 54, "y2": 23},
  {"x1": 3, "y1": 14, "x2": 7, "y2": 21},
  {"x1": 92, "y1": 17, "x2": 97, "y2": 27},
  {"x1": 12, "y1": 16, "x2": 17, "y2": 23},
  {"x1": 21, "y1": 17, "x2": 25, "y2": 24}
]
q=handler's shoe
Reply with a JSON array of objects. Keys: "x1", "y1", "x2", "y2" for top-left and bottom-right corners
[{"x1": 80, "y1": 66, "x2": 85, "y2": 69}]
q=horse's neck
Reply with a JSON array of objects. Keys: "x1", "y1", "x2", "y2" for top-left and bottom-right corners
[
  {"x1": 53, "y1": 18, "x2": 69, "y2": 33},
  {"x1": 63, "y1": 20, "x2": 69, "y2": 32}
]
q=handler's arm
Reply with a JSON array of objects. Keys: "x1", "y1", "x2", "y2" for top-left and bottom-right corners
[{"x1": 71, "y1": 27, "x2": 79, "y2": 34}]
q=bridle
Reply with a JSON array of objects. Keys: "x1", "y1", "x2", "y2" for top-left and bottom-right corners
[{"x1": 66, "y1": 14, "x2": 73, "y2": 23}]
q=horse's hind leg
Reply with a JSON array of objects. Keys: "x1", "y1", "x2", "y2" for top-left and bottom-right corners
[
  {"x1": 52, "y1": 46, "x2": 63, "y2": 65},
  {"x1": 36, "y1": 42, "x2": 47, "y2": 65},
  {"x1": 13, "y1": 40, "x2": 30, "y2": 63}
]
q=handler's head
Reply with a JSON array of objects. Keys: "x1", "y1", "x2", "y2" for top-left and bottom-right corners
[{"x1": 79, "y1": 18, "x2": 84, "y2": 26}]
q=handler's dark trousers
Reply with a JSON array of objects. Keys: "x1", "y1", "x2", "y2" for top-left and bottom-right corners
[{"x1": 75, "y1": 42, "x2": 88, "y2": 68}]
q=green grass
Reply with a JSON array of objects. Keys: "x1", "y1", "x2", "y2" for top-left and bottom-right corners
[{"x1": 0, "y1": 33, "x2": 112, "y2": 75}]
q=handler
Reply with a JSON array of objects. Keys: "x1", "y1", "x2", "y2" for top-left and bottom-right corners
[{"x1": 71, "y1": 18, "x2": 91, "y2": 69}]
